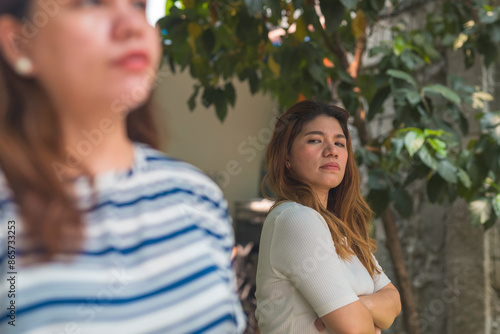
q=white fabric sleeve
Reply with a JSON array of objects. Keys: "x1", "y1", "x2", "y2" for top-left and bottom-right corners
[
  {"x1": 372, "y1": 255, "x2": 392, "y2": 292},
  {"x1": 270, "y1": 204, "x2": 359, "y2": 317}
]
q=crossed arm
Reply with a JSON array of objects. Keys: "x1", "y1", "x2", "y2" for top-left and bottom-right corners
[
  {"x1": 270, "y1": 206, "x2": 401, "y2": 334},
  {"x1": 316, "y1": 283, "x2": 401, "y2": 334}
]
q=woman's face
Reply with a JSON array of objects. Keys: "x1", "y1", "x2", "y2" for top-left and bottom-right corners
[
  {"x1": 288, "y1": 115, "x2": 348, "y2": 195},
  {"x1": 24, "y1": 0, "x2": 161, "y2": 111}
]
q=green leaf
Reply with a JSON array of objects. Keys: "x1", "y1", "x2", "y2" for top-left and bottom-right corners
[
  {"x1": 356, "y1": 147, "x2": 380, "y2": 166},
  {"x1": 248, "y1": 70, "x2": 259, "y2": 94},
  {"x1": 292, "y1": 0, "x2": 304, "y2": 8},
  {"x1": 491, "y1": 24, "x2": 500, "y2": 43},
  {"x1": 165, "y1": 0, "x2": 177, "y2": 15},
  {"x1": 368, "y1": 169, "x2": 388, "y2": 190},
  {"x1": 418, "y1": 145, "x2": 439, "y2": 170},
  {"x1": 404, "y1": 131, "x2": 425, "y2": 157},
  {"x1": 368, "y1": 86, "x2": 390, "y2": 121},
  {"x1": 476, "y1": 33, "x2": 498, "y2": 67},
  {"x1": 423, "y1": 84, "x2": 461, "y2": 105},
  {"x1": 340, "y1": 0, "x2": 357, "y2": 10},
  {"x1": 480, "y1": 112, "x2": 500, "y2": 142},
  {"x1": 390, "y1": 137, "x2": 404, "y2": 159},
  {"x1": 245, "y1": 0, "x2": 264, "y2": 15},
  {"x1": 427, "y1": 138, "x2": 447, "y2": 157},
  {"x1": 469, "y1": 154, "x2": 490, "y2": 189},
  {"x1": 469, "y1": 197, "x2": 492, "y2": 226},
  {"x1": 437, "y1": 159, "x2": 457, "y2": 183},
  {"x1": 399, "y1": 127, "x2": 423, "y2": 134},
  {"x1": 308, "y1": 64, "x2": 326, "y2": 84},
  {"x1": 337, "y1": 70, "x2": 354, "y2": 84},
  {"x1": 225, "y1": 82, "x2": 236, "y2": 107},
  {"x1": 187, "y1": 85, "x2": 200, "y2": 111},
  {"x1": 338, "y1": 81, "x2": 358, "y2": 115},
  {"x1": 423, "y1": 129, "x2": 445, "y2": 137},
  {"x1": 367, "y1": 189, "x2": 390, "y2": 217},
  {"x1": 405, "y1": 91, "x2": 421, "y2": 106},
  {"x1": 479, "y1": 8, "x2": 499, "y2": 24},
  {"x1": 369, "y1": 0, "x2": 385, "y2": 11},
  {"x1": 492, "y1": 193, "x2": 500, "y2": 217},
  {"x1": 319, "y1": 0, "x2": 345, "y2": 34},
  {"x1": 202, "y1": 86, "x2": 216, "y2": 108},
  {"x1": 214, "y1": 88, "x2": 228, "y2": 121},
  {"x1": 427, "y1": 173, "x2": 447, "y2": 203},
  {"x1": 391, "y1": 187, "x2": 413, "y2": 218},
  {"x1": 387, "y1": 69, "x2": 417, "y2": 88},
  {"x1": 457, "y1": 168, "x2": 472, "y2": 189},
  {"x1": 393, "y1": 36, "x2": 405, "y2": 56}
]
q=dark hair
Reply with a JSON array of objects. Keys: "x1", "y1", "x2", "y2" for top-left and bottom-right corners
[
  {"x1": 0, "y1": 0, "x2": 30, "y2": 18},
  {"x1": 261, "y1": 100, "x2": 380, "y2": 277},
  {"x1": 0, "y1": 0, "x2": 160, "y2": 260}
]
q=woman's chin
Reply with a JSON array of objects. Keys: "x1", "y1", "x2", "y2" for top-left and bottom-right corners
[{"x1": 104, "y1": 87, "x2": 151, "y2": 111}]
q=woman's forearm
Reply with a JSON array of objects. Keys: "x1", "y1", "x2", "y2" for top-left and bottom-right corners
[
  {"x1": 321, "y1": 300, "x2": 376, "y2": 334},
  {"x1": 359, "y1": 285, "x2": 401, "y2": 329}
]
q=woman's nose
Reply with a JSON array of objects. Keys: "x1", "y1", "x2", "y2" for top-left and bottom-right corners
[
  {"x1": 112, "y1": 4, "x2": 146, "y2": 41},
  {"x1": 323, "y1": 143, "x2": 338, "y2": 157}
]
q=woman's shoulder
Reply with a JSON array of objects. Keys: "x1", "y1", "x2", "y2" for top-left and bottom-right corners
[
  {"x1": 272, "y1": 201, "x2": 322, "y2": 216},
  {"x1": 135, "y1": 143, "x2": 222, "y2": 192},
  {"x1": 269, "y1": 201, "x2": 328, "y2": 230},
  {"x1": 137, "y1": 143, "x2": 205, "y2": 174}
]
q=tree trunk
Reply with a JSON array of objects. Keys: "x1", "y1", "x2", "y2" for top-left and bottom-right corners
[{"x1": 381, "y1": 207, "x2": 419, "y2": 334}]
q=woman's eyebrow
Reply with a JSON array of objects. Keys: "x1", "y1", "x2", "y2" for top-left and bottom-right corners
[
  {"x1": 304, "y1": 131, "x2": 324, "y2": 136},
  {"x1": 304, "y1": 131, "x2": 346, "y2": 139}
]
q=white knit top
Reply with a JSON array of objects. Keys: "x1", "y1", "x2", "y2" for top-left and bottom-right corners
[{"x1": 255, "y1": 201, "x2": 391, "y2": 334}]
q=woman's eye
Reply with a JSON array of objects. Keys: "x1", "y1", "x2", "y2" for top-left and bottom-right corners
[
  {"x1": 79, "y1": 0, "x2": 101, "y2": 6},
  {"x1": 308, "y1": 139, "x2": 321, "y2": 143},
  {"x1": 133, "y1": 1, "x2": 147, "y2": 10},
  {"x1": 336, "y1": 142, "x2": 346, "y2": 148}
]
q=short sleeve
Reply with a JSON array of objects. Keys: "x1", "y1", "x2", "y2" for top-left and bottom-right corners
[
  {"x1": 187, "y1": 176, "x2": 247, "y2": 333},
  {"x1": 372, "y1": 255, "x2": 392, "y2": 292},
  {"x1": 270, "y1": 204, "x2": 359, "y2": 317}
]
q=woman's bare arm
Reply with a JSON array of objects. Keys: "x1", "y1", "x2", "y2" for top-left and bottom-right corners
[
  {"x1": 320, "y1": 300, "x2": 377, "y2": 334},
  {"x1": 358, "y1": 283, "x2": 401, "y2": 329}
]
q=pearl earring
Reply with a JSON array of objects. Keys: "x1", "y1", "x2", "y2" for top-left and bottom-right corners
[{"x1": 14, "y1": 57, "x2": 33, "y2": 75}]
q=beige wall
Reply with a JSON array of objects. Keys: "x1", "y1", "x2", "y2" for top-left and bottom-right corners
[{"x1": 153, "y1": 66, "x2": 276, "y2": 214}]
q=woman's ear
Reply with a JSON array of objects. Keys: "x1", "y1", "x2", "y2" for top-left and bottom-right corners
[{"x1": 0, "y1": 16, "x2": 35, "y2": 76}]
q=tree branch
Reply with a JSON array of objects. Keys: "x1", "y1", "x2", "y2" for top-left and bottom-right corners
[
  {"x1": 381, "y1": 207, "x2": 419, "y2": 334},
  {"x1": 320, "y1": 29, "x2": 350, "y2": 71}
]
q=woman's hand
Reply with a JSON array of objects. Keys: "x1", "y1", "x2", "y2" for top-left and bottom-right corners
[
  {"x1": 358, "y1": 284, "x2": 401, "y2": 330},
  {"x1": 314, "y1": 318, "x2": 382, "y2": 333},
  {"x1": 314, "y1": 318, "x2": 325, "y2": 332}
]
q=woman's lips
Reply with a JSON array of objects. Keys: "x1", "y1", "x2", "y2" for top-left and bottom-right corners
[
  {"x1": 114, "y1": 52, "x2": 149, "y2": 71},
  {"x1": 320, "y1": 162, "x2": 340, "y2": 170}
]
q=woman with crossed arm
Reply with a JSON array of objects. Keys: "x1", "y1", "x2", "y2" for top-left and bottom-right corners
[{"x1": 255, "y1": 100, "x2": 401, "y2": 334}]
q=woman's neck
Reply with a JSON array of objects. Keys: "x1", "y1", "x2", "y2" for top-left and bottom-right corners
[
  {"x1": 317, "y1": 190, "x2": 329, "y2": 209},
  {"x1": 58, "y1": 107, "x2": 135, "y2": 176}
]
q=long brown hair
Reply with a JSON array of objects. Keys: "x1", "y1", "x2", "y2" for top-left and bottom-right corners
[
  {"x1": 261, "y1": 100, "x2": 380, "y2": 277},
  {"x1": 0, "y1": 0, "x2": 160, "y2": 259}
]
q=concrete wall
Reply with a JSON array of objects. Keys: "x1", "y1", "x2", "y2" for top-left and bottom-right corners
[{"x1": 153, "y1": 66, "x2": 276, "y2": 215}]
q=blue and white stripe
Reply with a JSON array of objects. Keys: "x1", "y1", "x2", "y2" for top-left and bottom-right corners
[{"x1": 0, "y1": 143, "x2": 245, "y2": 333}]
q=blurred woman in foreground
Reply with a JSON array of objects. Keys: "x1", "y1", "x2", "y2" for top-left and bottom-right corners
[{"x1": 0, "y1": 0, "x2": 244, "y2": 332}]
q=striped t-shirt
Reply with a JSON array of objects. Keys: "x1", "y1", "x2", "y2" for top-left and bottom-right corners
[{"x1": 0, "y1": 143, "x2": 245, "y2": 333}]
